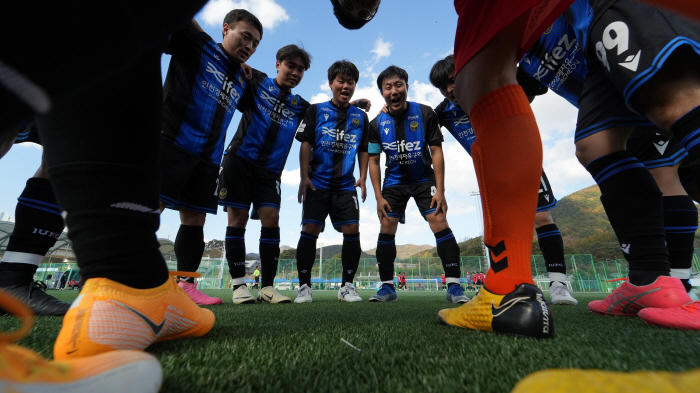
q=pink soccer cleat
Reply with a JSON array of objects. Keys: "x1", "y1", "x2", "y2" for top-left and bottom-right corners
[
  {"x1": 638, "y1": 301, "x2": 700, "y2": 331},
  {"x1": 178, "y1": 281, "x2": 223, "y2": 305},
  {"x1": 588, "y1": 276, "x2": 690, "y2": 316}
]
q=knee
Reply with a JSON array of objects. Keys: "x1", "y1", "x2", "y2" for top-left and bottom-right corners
[
  {"x1": 301, "y1": 223, "x2": 322, "y2": 237},
  {"x1": 342, "y1": 224, "x2": 360, "y2": 234},
  {"x1": 534, "y1": 211, "x2": 554, "y2": 228},
  {"x1": 429, "y1": 216, "x2": 449, "y2": 233},
  {"x1": 228, "y1": 209, "x2": 249, "y2": 227},
  {"x1": 260, "y1": 210, "x2": 280, "y2": 226},
  {"x1": 181, "y1": 210, "x2": 206, "y2": 226}
]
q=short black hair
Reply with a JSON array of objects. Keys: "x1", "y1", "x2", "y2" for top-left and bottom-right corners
[
  {"x1": 328, "y1": 60, "x2": 359, "y2": 83},
  {"x1": 376, "y1": 65, "x2": 408, "y2": 90},
  {"x1": 223, "y1": 9, "x2": 263, "y2": 39},
  {"x1": 330, "y1": 0, "x2": 379, "y2": 30},
  {"x1": 429, "y1": 55, "x2": 455, "y2": 90},
  {"x1": 276, "y1": 44, "x2": 312, "y2": 71}
]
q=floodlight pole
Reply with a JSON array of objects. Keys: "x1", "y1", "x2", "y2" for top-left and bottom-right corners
[
  {"x1": 319, "y1": 242, "x2": 324, "y2": 282},
  {"x1": 470, "y1": 191, "x2": 489, "y2": 269}
]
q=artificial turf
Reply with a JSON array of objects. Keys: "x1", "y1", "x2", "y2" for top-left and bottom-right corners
[{"x1": 3, "y1": 289, "x2": 700, "y2": 392}]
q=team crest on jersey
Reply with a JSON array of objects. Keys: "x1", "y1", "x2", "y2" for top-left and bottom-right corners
[
  {"x1": 352, "y1": 118, "x2": 359, "y2": 127},
  {"x1": 291, "y1": 96, "x2": 298, "y2": 106},
  {"x1": 324, "y1": 113, "x2": 329, "y2": 121},
  {"x1": 410, "y1": 121, "x2": 419, "y2": 131},
  {"x1": 544, "y1": 24, "x2": 553, "y2": 34},
  {"x1": 268, "y1": 84, "x2": 276, "y2": 92},
  {"x1": 238, "y1": 75, "x2": 244, "y2": 85},
  {"x1": 219, "y1": 188, "x2": 228, "y2": 199}
]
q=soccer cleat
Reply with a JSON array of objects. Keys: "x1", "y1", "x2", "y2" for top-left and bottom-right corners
[
  {"x1": 178, "y1": 281, "x2": 223, "y2": 305},
  {"x1": 53, "y1": 272, "x2": 215, "y2": 360},
  {"x1": 232, "y1": 285, "x2": 255, "y2": 304},
  {"x1": 0, "y1": 290, "x2": 163, "y2": 393},
  {"x1": 638, "y1": 301, "x2": 700, "y2": 331},
  {"x1": 257, "y1": 286, "x2": 291, "y2": 304},
  {"x1": 1, "y1": 281, "x2": 71, "y2": 316},
  {"x1": 446, "y1": 284, "x2": 470, "y2": 303},
  {"x1": 437, "y1": 283, "x2": 553, "y2": 339},
  {"x1": 512, "y1": 368, "x2": 700, "y2": 393},
  {"x1": 549, "y1": 282, "x2": 578, "y2": 305},
  {"x1": 368, "y1": 284, "x2": 397, "y2": 302},
  {"x1": 294, "y1": 284, "x2": 313, "y2": 304},
  {"x1": 588, "y1": 276, "x2": 690, "y2": 317},
  {"x1": 338, "y1": 282, "x2": 362, "y2": 302}
]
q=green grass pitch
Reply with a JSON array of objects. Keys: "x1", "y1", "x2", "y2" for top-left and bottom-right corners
[{"x1": 3, "y1": 289, "x2": 700, "y2": 392}]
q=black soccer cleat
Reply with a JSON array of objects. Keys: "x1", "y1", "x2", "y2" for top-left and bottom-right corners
[{"x1": 1, "y1": 281, "x2": 71, "y2": 316}]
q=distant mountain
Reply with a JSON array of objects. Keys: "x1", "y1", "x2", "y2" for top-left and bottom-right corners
[
  {"x1": 365, "y1": 244, "x2": 434, "y2": 259},
  {"x1": 279, "y1": 245, "x2": 292, "y2": 251}
]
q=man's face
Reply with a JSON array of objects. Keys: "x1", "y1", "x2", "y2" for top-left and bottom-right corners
[
  {"x1": 439, "y1": 74, "x2": 457, "y2": 104},
  {"x1": 338, "y1": 0, "x2": 381, "y2": 20},
  {"x1": 222, "y1": 20, "x2": 261, "y2": 63},
  {"x1": 276, "y1": 56, "x2": 306, "y2": 90},
  {"x1": 381, "y1": 75, "x2": 408, "y2": 113},
  {"x1": 329, "y1": 74, "x2": 356, "y2": 107}
]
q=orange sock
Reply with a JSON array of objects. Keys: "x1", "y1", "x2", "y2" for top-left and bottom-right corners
[{"x1": 469, "y1": 84, "x2": 541, "y2": 294}]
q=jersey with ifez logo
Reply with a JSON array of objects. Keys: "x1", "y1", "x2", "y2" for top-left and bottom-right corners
[
  {"x1": 226, "y1": 69, "x2": 310, "y2": 175},
  {"x1": 368, "y1": 102, "x2": 443, "y2": 188},
  {"x1": 161, "y1": 23, "x2": 246, "y2": 165},
  {"x1": 433, "y1": 99, "x2": 474, "y2": 154},
  {"x1": 295, "y1": 101, "x2": 370, "y2": 193}
]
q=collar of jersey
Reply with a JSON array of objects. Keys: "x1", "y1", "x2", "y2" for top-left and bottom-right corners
[{"x1": 386, "y1": 102, "x2": 411, "y2": 118}]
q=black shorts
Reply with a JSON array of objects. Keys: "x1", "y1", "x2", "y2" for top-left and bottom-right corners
[
  {"x1": 626, "y1": 126, "x2": 687, "y2": 169},
  {"x1": 159, "y1": 142, "x2": 219, "y2": 214},
  {"x1": 218, "y1": 154, "x2": 281, "y2": 218},
  {"x1": 576, "y1": 0, "x2": 700, "y2": 140},
  {"x1": 538, "y1": 170, "x2": 558, "y2": 212},
  {"x1": 382, "y1": 182, "x2": 438, "y2": 224},
  {"x1": 301, "y1": 188, "x2": 360, "y2": 233}
]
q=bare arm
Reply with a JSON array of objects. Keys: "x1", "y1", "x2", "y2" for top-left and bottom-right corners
[
  {"x1": 298, "y1": 141, "x2": 315, "y2": 203},
  {"x1": 429, "y1": 144, "x2": 448, "y2": 216},
  {"x1": 355, "y1": 151, "x2": 369, "y2": 202},
  {"x1": 369, "y1": 155, "x2": 391, "y2": 220},
  {"x1": 191, "y1": 19, "x2": 205, "y2": 32}
]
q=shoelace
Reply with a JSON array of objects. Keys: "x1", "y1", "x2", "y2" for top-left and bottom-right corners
[
  {"x1": 27, "y1": 280, "x2": 49, "y2": 298},
  {"x1": 552, "y1": 285, "x2": 570, "y2": 297},
  {"x1": 681, "y1": 301, "x2": 700, "y2": 313}
]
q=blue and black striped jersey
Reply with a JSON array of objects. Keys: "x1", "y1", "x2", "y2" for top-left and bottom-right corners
[
  {"x1": 226, "y1": 69, "x2": 310, "y2": 175},
  {"x1": 161, "y1": 23, "x2": 246, "y2": 166},
  {"x1": 295, "y1": 101, "x2": 370, "y2": 193},
  {"x1": 14, "y1": 119, "x2": 40, "y2": 145},
  {"x1": 367, "y1": 102, "x2": 443, "y2": 188},
  {"x1": 434, "y1": 99, "x2": 474, "y2": 154}
]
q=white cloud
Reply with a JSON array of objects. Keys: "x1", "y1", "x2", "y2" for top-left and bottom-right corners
[
  {"x1": 200, "y1": 0, "x2": 289, "y2": 30},
  {"x1": 280, "y1": 167, "x2": 300, "y2": 187},
  {"x1": 531, "y1": 92, "x2": 579, "y2": 143},
  {"x1": 16, "y1": 142, "x2": 42, "y2": 150},
  {"x1": 310, "y1": 92, "x2": 331, "y2": 104},
  {"x1": 365, "y1": 37, "x2": 393, "y2": 74},
  {"x1": 408, "y1": 81, "x2": 443, "y2": 109}
]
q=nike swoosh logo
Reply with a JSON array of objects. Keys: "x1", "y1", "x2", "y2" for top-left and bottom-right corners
[
  {"x1": 66, "y1": 349, "x2": 79, "y2": 355},
  {"x1": 265, "y1": 294, "x2": 273, "y2": 301},
  {"x1": 490, "y1": 297, "x2": 529, "y2": 317},
  {"x1": 113, "y1": 300, "x2": 165, "y2": 336}
]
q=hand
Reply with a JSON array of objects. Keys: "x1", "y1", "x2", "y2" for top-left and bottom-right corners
[
  {"x1": 376, "y1": 197, "x2": 392, "y2": 222},
  {"x1": 380, "y1": 103, "x2": 388, "y2": 114},
  {"x1": 351, "y1": 98, "x2": 372, "y2": 112},
  {"x1": 298, "y1": 177, "x2": 316, "y2": 203},
  {"x1": 240, "y1": 63, "x2": 253, "y2": 80},
  {"x1": 354, "y1": 179, "x2": 367, "y2": 202},
  {"x1": 430, "y1": 189, "x2": 447, "y2": 217}
]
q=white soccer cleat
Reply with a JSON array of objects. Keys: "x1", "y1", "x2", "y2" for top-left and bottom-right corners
[
  {"x1": 549, "y1": 282, "x2": 578, "y2": 305},
  {"x1": 232, "y1": 285, "x2": 255, "y2": 304},
  {"x1": 257, "y1": 286, "x2": 291, "y2": 304},
  {"x1": 294, "y1": 284, "x2": 313, "y2": 304},
  {"x1": 338, "y1": 283, "x2": 362, "y2": 302}
]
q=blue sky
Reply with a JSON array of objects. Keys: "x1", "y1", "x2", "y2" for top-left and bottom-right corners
[{"x1": 0, "y1": 0, "x2": 594, "y2": 252}]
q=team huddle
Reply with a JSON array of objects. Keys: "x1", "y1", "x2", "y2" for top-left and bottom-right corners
[{"x1": 2, "y1": 0, "x2": 700, "y2": 391}]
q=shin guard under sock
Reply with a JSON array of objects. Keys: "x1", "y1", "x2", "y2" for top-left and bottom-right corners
[
  {"x1": 1, "y1": 177, "x2": 65, "y2": 285},
  {"x1": 174, "y1": 225, "x2": 205, "y2": 284},
  {"x1": 225, "y1": 227, "x2": 246, "y2": 284},
  {"x1": 260, "y1": 227, "x2": 280, "y2": 288},
  {"x1": 586, "y1": 151, "x2": 669, "y2": 286},
  {"x1": 47, "y1": 163, "x2": 169, "y2": 289},
  {"x1": 435, "y1": 228, "x2": 460, "y2": 283},
  {"x1": 296, "y1": 231, "x2": 317, "y2": 287},
  {"x1": 376, "y1": 233, "x2": 396, "y2": 288},
  {"x1": 342, "y1": 232, "x2": 361, "y2": 284},
  {"x1": 536, "y1": 224, "x2": 566, "y2": 275},
  {"x1": 663, "y1": 195, "x2": 697, "y2": 292},
  {"x1": 469, "y1": 85, "x2": 539, "y2": 294}
]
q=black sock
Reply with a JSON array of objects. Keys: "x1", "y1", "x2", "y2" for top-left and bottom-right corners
[
  {"x1": 536, "y1": 224, "x2": 566, "y2": 274},
  {"x1": 260, "y1": 227, "x2": 280, "y2": 288},
  {"x1": 225, "y1": 226, "x2": 246, "y2": 282},
  {"x1": 174, "y1": 225, "x2": 204, "y2": 284},
  {"x1": 663, "y1": 195, "x2": 697, "y2": 292},
  {"x1": 586, "y1": 151, "x2": 669, "y2": 286},
  {"x1": 342, "y1": 232, "x2": 361, "y2": 284},
  {"x1": 376, "y1": 233, "x2": 396, "y2": 288},
  {"x1": 296, "y1": 231, "x2": 317, "y2": 287},
  {"x1": 435, "y1": 228, "x2": 460, "y2": 279},
  {"x1": 0, "y1": 177, "x2": 65, "y2": 286}
]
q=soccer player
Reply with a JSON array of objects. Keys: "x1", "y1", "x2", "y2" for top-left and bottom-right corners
[
  {"x1": 365, "y1": 65, "x2": 468, "y2": 304},
  {"x1": 218, "y1": 45, "x2": 312, "y2": 304},
  {"x1": 429, "y1": 55, "x2": 578, "y2": 306},
  {"x1": 0, "y1": 121, "x2": 71, "y2": 315},
  {"x1": 159, "y1": 10, "x2": 263, "y2": 305},
  {"x1": 293, "y1": 60, "x2": 370, "y2": 304},
  {"x1": 330, "y1": 0, "x2": 381, "y2": 30}
]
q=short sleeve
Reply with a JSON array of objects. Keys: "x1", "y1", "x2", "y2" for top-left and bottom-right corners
[
  {"x1": 358, "y1": 112, "x2": 371, "y2": 152},
  {"x1": 516, "y1": 66, "x2": 549, "y2": 96},
  {"x1": 165, "y1": 23, "x2": 210, "y2": 57},
  {"x1": 424, "y1": 108, "x2": 444, "y2": 146},
  {"x1": 367, "y1": 118, "x2": 381, "y2": 156},
  {"x1": 295, "y1": 105, "x2": 317, "y2": 144}
]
